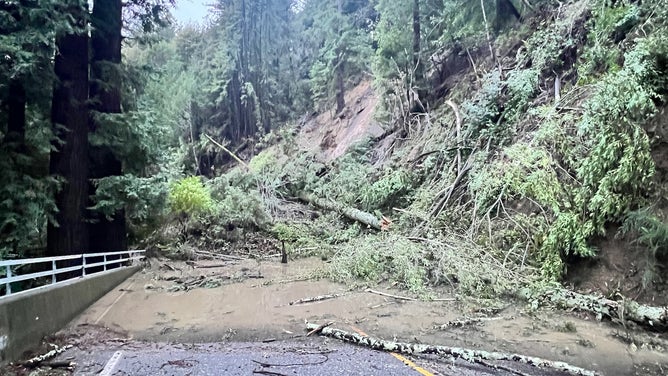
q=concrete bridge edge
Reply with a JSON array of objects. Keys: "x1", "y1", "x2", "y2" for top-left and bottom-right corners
[{"x1": 0, "y1": 266, "x2": 139, "y2": 363}]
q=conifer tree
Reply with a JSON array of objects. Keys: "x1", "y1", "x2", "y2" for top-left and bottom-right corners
[{"x1": 47, "y1": 0, "x2": 91, "y2": 256}]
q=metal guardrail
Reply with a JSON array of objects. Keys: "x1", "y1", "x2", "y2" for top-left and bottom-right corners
[{"x1": 0, "y1": 250, "x2": 145, "y2": 299}]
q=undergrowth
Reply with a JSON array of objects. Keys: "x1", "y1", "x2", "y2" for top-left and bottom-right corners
[{"x1": 147, "y1": 0, "x2": 668, "y2": 298}]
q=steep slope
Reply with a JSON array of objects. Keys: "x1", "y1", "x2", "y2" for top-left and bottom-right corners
[{"x1": 297, "y1": 80, "x2": 383, "y2": 162}]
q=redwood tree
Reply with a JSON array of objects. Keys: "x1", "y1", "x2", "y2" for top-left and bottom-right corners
[
  {"x1": 88, "y1": 0, "x2": 127, "y2": 252},
  {"x1": 47, "y1": 2, "x2": 90, "y2": 256}
]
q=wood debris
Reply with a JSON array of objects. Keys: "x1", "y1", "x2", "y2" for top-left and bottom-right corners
[
  {"x1": 434, "y1": 316, "x2": 505, "y2": 330},
  {"x1": 23, "y1": 344, "x2": 73, "y2": 368},
  {"x1": 289, "y1": 293, "x2": 344, "y2": 305},
  {"x1": 305, "y1": 323, "x2": 599, "y2": 376},
  {"x1": 530, "y1": 288, "x2": 668, "y2": 330},
  {"x1": 365, "y1": 288, "x2": 416, "y2": 301}
]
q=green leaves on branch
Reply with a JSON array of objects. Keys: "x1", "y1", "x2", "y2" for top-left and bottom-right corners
[{"x1": 168, "y1": 176, "x2": 214, "y2": 216}]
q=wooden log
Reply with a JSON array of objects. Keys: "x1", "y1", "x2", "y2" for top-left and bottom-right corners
[
  {"x1": 298, "y1": 193, "x2": 382, "y2": 230},
  {"x1": 204, "y1": 134, "x2": 249, "y2": 171},
  {"x1": 23, "y1": 345, "x2": 73, "y2": 368},
  {"x1": 529, "y1": 288, "x2": 668, "y2": 330},
  {"x1": 365, "y1": 289, "x2": 416, "y2": 301},
  {"x1": 305, "y1": 323, "x2": 598, "y2": 376},
  {"x1": 434, "y1": 316, "x2": 505, "y2": 330},
  {"x1": 43, "y1": 361, "x2": 76, "y2": 370},
  {"x1": 193, "y1": 263, "x2": 234, "y2": 269},
  {"x1": 289, "y1": 293, "x2": 344, "y2": 305},
  {"x1": 306, "y1": 321, "x2": 334, "y2": 336},
  {"x1": 195, "y1": 250, "x2": 245, "y2": 261}
]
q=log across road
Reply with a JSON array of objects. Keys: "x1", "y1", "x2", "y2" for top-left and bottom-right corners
[
  {"x1": 44, "y1": 339, "x2": 570, "y2": 376},
  {"x1": 20, "y1": 259, "x2": 664, "y2": 376}
]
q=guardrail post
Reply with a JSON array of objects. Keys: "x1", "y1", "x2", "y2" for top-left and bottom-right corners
[
  {"x1": 82, "y1": 254, "x2": 86, "y2": 277},
  {"x1": 52, "y1": 260, "x2": 57, "y2": 284},
  {"x1": 5, "y1": 265, "x2": 11, "y2": 295},
  {"x1": 104, "y1": 254, "x2": 107, "y2": 271}
]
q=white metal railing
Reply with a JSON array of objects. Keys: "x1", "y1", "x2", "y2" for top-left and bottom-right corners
[{"x1": 0, "y1": 250, "x2": 145, "y2": 299}]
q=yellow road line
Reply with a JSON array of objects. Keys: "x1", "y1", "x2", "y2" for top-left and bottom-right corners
[
  {"x1": 390, "y1": 353, "x2": 435, "y2": 376},
  {"x1": 350, "y1": 325, "x2": 435, "y2": 376}
]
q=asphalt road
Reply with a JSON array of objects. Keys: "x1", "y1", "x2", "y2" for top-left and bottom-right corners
[{"x1": 56, "y1": 339, "x2": 568, "y2": 376}]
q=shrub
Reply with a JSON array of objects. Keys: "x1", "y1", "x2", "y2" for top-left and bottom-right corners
[
  {"x1": 168, "y1": 176, "x2": 214, "y2": 216},
  {"x1": 621, "y1": 207, "x2": 668, "y2": 288}
]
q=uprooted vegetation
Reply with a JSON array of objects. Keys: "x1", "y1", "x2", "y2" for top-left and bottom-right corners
[{"x1": 135, "y1": 1, "x2": 668, "y2": 329}]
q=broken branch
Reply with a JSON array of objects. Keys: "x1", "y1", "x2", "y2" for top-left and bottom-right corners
[
  {"x1": 298, "y1": 193, "x2": 382, "y2": 230},
  {"x1": 204, "y1": 134, "x2": 249, "y2": 170},
  {"x1": 434, "y1": 316, "x2": 506, "y2": 330},
  {"x1": 305, "y1": 323, "x2": 598, "y2": 376},
  {"x1": 528, "y1": 287, "x2": 668, "y2": 330},
  {"x1": 23, "y1": 345, "x2": 73, "y2": 368},
  {"x1": 365, "y1": 289, "x2": 416, "y2": 301},
  {"x1": 306, "y1": 321, "x2": 334, "y2": 337},
  {"x1": 289, "y1": 293, "x2": 344, "y2": 306}
]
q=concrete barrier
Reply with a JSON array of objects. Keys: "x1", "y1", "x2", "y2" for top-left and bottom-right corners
[{"x1": 0, "y1": 266, "x2": 139, "y2": 362}]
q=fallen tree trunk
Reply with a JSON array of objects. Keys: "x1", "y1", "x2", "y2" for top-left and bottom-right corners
[
  {"x1": 23, "y1": 345, "x2": 73, "y2": 368},
  {"x1": 298, "y1": 193, "x2": 381, "y2": 230},
  {"x1": 289, "y1": 293, "x2": 344, "y2": 305},
  {"x1": 434, "y1": 316, "x2": 505, "y2": 330},
  {"x1": 305, "y1": 323, "x2": 598, "y2": 376},
  {"x1": 528, "y1": 288, "x2": 668, "y2": 330}
]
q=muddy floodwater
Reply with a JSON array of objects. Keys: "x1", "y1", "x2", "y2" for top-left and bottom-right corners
[{"x1": 63, "y1": 258, "x2": 667, "y2": 376}]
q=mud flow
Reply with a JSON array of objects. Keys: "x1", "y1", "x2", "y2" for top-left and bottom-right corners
[{"x1": 58, "y1": 258, "x2": 668, "y2": 376}]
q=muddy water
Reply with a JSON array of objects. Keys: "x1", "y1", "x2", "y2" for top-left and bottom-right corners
[{"x1": 69, "y1": 258, "x2": 668, "y2": 376}]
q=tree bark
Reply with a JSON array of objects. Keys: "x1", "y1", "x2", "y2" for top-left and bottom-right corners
[
  {"x1": 298, "y1": 193, "x2": 381, "y2": 230},
  {"x1": 495, "y1": 0, "x2": 522, "y2": 31},
  {"x1": 305, "y1": 323, "x2": 598, "y2": 376},
  {"x1": 335, "y1": 0, "x2": 346, "y2": 115},
  {"x1": 529, "y1": 287, "x2": 668, "y2": 330},
  {"x1": 335, "y1": 59, "x2": 346, "y2": 115},
  {"x1": 47, "y1": 17, "x2": 90, "y2": 256},
  {"x1": 88, "y1": 0, "x2": 127, "y2": 253},
  {"x1": 5, "y1": 79, "x2": 26, "y2": 146},
  {"x1": 412, "y1": 0, "x2": 425, "y2": 109}
]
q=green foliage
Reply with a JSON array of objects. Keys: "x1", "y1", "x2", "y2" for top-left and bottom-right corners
[
  {"x1": 578, "y1": 1, "x2": 640, "y2": 80},
  {"x1": 208, "y1": 177, "x2": 271, "y2": 230},
  {"x1": 621, "y1": 207, "x2": 668, "y2": 288},
  {"x1": 463, "y1": 72, "x2": 503, "y2": 139},
  {"x1": 469, "y1": 143, "x2": 564, "y2": 213},
  {"x1": 307, "y1": 0, "x2": 372, "y2": 110},
  {"x1": 308, "y1": 144, "x2": 374, "y2": 207},
  {"x1": 249, "y1": 149, "x2": 277, "y2": 173},
  {"x1": 361, "y1": 168, "x2": 416, "y2": 211},
  {"x1": 0, "y1": 148, "x2": 57, "y2": 258},
  {"x1": 90, "y1": 174, "x2": 170, "y2": 227},
  {"x1": 168, "y1": 176, "x2": 214, "y2": 216},
  {"x1": 327, "y1": 232, "x2": 533, "y2": 296},
  {"x1": 328, "y1": 234, "x2": 428, "y2": 293},
  {"x1": 622, "y1": 208, "x2": 668, "y2": 256},
  {"x1": 575, "y1": 36, "x2": 664, "y2": 232}
]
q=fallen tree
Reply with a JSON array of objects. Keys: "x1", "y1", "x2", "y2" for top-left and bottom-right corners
[
  {"x1": 289, "y1": 293, "x2": 344, "y2": 305},
  {"x1": 527, "y1": 287, "x2": 668, "y2": 330},
  {"x1": 297, "y1": 193, "x2": 382, "y2": 230},
  {"x1": 305, "y1": 323, "x2": 598, "y2": 376}
]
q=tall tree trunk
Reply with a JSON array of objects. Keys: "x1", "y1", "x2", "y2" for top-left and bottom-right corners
[
  {"x1": 335, "y1": 58, "x2": 345, "y2": 115},
  {"x1": 495, "y1": 0, "x2": 521, "y2": 31},
  {"x1": 47, "y1": 16, "x2": 90, "y2": 256},
  {"x1": 88, "y1": 0, "x2": 127, "y2": 253},
  {"x1": 412, "y1": 0, "x2": 425, "y2": 110},
  {"x1": 5, "y1": 79, "x2": 26, "y2": 146},
  {"x1": 335, "y1": 0, "x2": 345, "y2": 115}
]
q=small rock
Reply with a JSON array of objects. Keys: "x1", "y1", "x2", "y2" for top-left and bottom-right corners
[{"x1": 144, "y1": 284, "x2": 155, "y2": 290}]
